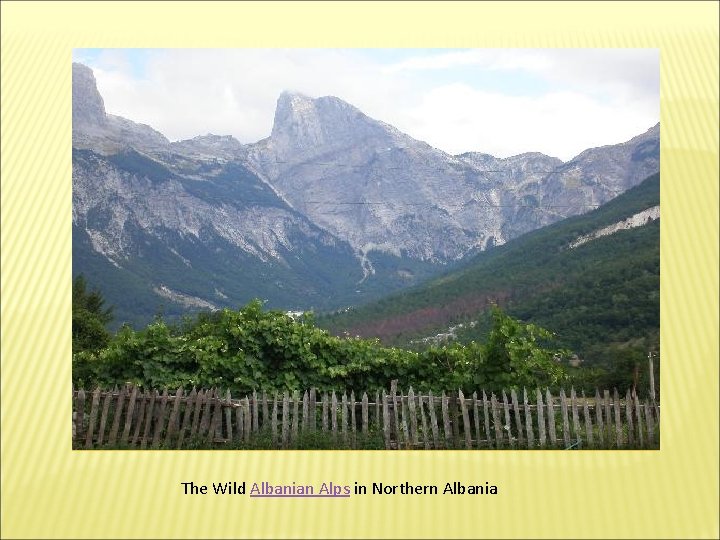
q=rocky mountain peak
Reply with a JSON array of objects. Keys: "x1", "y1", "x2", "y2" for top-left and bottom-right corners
[
  {"x1": 271, "y1": 91, "x2": 323, "y2": 149},
  {"x1": 269, "y1": 91, "x2": 397, "y2": 153},
  {"x1": 171, "y1": 133, "x2": 246, "y2": 159},
  {"x1": 72, "y1": 62, "x2": 107, "y2": 127},
  {"x1": 72, "y1": 63, "x2": 169, "y2": 154}
]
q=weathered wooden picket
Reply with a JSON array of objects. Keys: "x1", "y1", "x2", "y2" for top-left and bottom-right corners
[{"x1": 73, "y1": 381, "x2": 659, "y2": 450}]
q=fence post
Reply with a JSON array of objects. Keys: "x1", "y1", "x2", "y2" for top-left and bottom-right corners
[
  {"x1": 98, "y1": 390, "x2": 113, "y2": 447},
  {"x1": 109, "y1": 386, "x2": 127, "y2": 446},
  {"x1": 450, "y1": 393, "x2": 460, "y2": 449},
  {"x1": 613, "y1": 388, "x2": 623, "y2": 448},
  {"x1": 400, "y1": 392, "x2": 411, "y2": 449},
  {"x1": 625, "y1": 389, "x2": 635, "y2": 446},
  {"x1": 282, "y1": 391, "x2": 289, "y2": 448},
  {"x1": 633, "y1": 389, "x2": 644, "y2": 448},
  {"x1": 560, "y1": 389, "x2": 571, "y2": 448},
  {"x1": 131, "y1": 390, "x2": 146, "y2": 447},
  {"x1": 595, "y1": 390, "x2": 604, "y2": 446},
  {"x1": 648, "y1": 352, "x2": 656, "y2": 404},
  {"x1": 252, "y1": 390, "x2": 267, "y2": 431},
  {"x1": 176, "y1": 386, "x2": 197, "y2": 448},
  {"x1": 374, "y1": 391, "x2": 380, "y2": 431},
  {"x1": 603, "y1": 390, "x2": 612, "y2": 445},
  {"x1": 302, "y1": 391, "x2": 309, "y2": 433},
  {"x1": 418, "y1": 395, "x2": 430, "y2": 449},
  {"x1": 262, "y1": 392, "x2": 269, "y2": 430},
  {"x1": 382, "y1": 390, "x2": 391, "y2": 449},
  {"x1": 208, "y1": 390, "x2": 223, "y2": 445},
  {"x1": 491, "y1": 393, "x2": 503, "y2": 449},
  {"x1": 200, "y1": 389, "x2": 215, "y2": 437},
  {"x1": 309, "y1": 388, "x2": 316, "y2": 432},
  {"x1": 408, "y1": 387, "x2": 419, "y2": 447},
  {"x1": 536, "y1": 389, "x2": 546, "y2": 448},
  {"x1": 190, "y1": 389, "x2": 204, "y2": 438},
  {"x1": 645, "y1": 401, "x2": 655, "y2": 446},
  {"x1": 243, "y1": 396, "x2": 252, "y2": 442},
  {"x1": 458, "y1": 389, "x2": 472, "y2": 449},
  {"x1": 502, "y1": 391, "x2": 514, "y2": 448},
  {"x1": 280, "y1": 390, "x2": 290, "y2": 448},
  {"x1": 236, "y1": 402, "x2": 244, "y2": 443},
  {"x1": 292, "y1": 390, "x2": 300, "y2": 443},
  {"x1": 428, "y1": 390, "x2": 439, "y2": 448},
  {"x1": 223, "y1": 390, "x2": 233, "y2": 443},
  {"x1": 350, "y1": 391, "x2": 356, "y2": 445},
  {"x1": 85, "y1": 388, "x2": 101, "y2": 449},
  {"x1": 331, "y1": 392, "x2": 338, "y2": 439},
  {"x1": 582, "y1": 391, "x2": 593, "y2": 448},
  {"x1": 649, "y1": 353, "x2": 660, "y2": 424},
  {"x1": 341, "y1": 393, "x2": 348, "y2": 443},
  {"x1": 120, "y1": 386, "x2": 138, "y2": 446},
  {"x1": 199, "y1": 388, "x2": 214, "y2": 438},
  {"x1": 141, "y1": 390, "x2": 158, "y2": 449},
  {"x1": 441, "y1": 392, "x2": 451, "y2": 448},
  {"x1": 570, "y1": 388, "x2": 581, "y2": 446},
  {"x1": 546, "y1": 389, "x2": 557, "y2": 448},
  {"x1": 391, "y1": 381, "x2": 400, "y2": 445},
  {"x1": 164, "y1": 387, "x2": 183, "y2": 447},
  {"x1": 524, "y1": 388, "x2": 534, "y2": 449},
  {"x1": 74, "y1": 389, "x2": 86, "y2": 445},
  {"x1": 322, "y1": 392, "x2": 329, "y2": 432},
  {"x1": 482, "y1": 390, "x2": 492, "y2": 448},
  {"x1": 152, "y1": 388, "x2": 169, "y2": 446},
  {"x1": 271, "y1": 393, "x2": 278, "y2": 446},
  {"x1": 362, "y1": 392, "x2": 369, "y2": 434},
  {"x1": 511, "y1": 389, "x2": 524, "y2": 447}
]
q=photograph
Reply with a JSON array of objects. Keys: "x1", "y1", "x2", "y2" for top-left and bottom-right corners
[
  {"x1": 71, "y1": 48, "x2": 660, "y2": 450},
  {"x1": 3, "y1": 2, "x2": 718, "y2": 539}
]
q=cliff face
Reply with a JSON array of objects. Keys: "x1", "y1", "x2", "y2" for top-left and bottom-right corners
[{"x1": 72, "y1": 63, "x2": 660, "y2": 324}]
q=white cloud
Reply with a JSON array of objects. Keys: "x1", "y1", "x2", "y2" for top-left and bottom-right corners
[
  {"x1": 81, "y1": 48, "x2": 659, "y2": 161},
  {"x1": 383, "y1": 49, "x2": 553, "y2": 73},
  {"x1": 394, "y1": 83, "x2": 657, "y2": 159}
]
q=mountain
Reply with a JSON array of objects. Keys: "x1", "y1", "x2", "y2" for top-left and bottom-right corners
[
  {"x1": 247, "y1": 91, "x2": 659, "y2": 267},
  {"x1": 317, "y1": 173, "x2": 660, "y2": 363},
  {"x1": 72, "y1": 63, "x2": 170, "y2": 154},
  {"x1": 72, "y1": 65, "x2": 368, "y2": 326},
  {"x1": 72, "y1": 62, "x2": 660, "y2": 327}
]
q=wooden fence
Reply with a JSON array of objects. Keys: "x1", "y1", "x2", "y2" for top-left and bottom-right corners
[{"x1": 73, "y1": 380, "x2": 659, "y2": 450}]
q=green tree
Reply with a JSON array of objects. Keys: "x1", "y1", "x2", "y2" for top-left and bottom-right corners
[
  {"x1": 478, "y1": 307, "x2": 568, "y2": 390},
  {"x1": 72, "y1": 275, "x2": 113, "y2": 354}
]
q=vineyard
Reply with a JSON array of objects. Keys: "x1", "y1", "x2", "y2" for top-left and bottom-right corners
[
  {"x1": 73, "y1": 294, "x2": 660, "y2": 451},
  {"x1": 73, "y1": 300, "x2": 574, "y2": 396}
]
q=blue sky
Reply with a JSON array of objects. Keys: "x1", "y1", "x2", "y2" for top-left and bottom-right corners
[{"x1": 73, "y1": 48, "x2": 658, "y2": 160}]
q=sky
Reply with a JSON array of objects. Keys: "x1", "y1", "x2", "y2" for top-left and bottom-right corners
[{"x1": 73, "y1": 48, "x2": 659, "y2": 161}]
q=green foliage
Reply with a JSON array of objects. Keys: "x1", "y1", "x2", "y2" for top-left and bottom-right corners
[
  {"x1": 72, "y1": 301, "x2": 567, "y2": 394},
  {"x1": 72, "y1": 275, "x2": 113, "y2": 354},
  {"x1": 481, "y1": 308, "x2": 568, "y2": 389}
]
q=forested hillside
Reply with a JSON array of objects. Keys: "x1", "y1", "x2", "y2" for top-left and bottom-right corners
[{"x1": 318, "y1": 173, "x2": 660, "y2": 382}]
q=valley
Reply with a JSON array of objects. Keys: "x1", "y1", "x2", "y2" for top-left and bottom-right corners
[{"x1": 72, "y1": 62, "x2": 660, "y2": 330}]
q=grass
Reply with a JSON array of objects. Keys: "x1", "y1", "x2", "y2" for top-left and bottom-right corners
[{"x1": 77, "y1": 428, "x2": 386, "y2": 450}]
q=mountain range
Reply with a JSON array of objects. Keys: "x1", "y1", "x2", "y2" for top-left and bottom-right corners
[
  {"x1": 318, "y1": 172, "x2": 660, "y2": 365},
  {"x1": 72, "y1": 62, "x2": 660, "y2": 327}
]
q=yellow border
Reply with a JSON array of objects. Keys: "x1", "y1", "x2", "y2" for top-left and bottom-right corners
[{"x1": 2, "y1": 2, "x2": 718, "y2": 539}]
